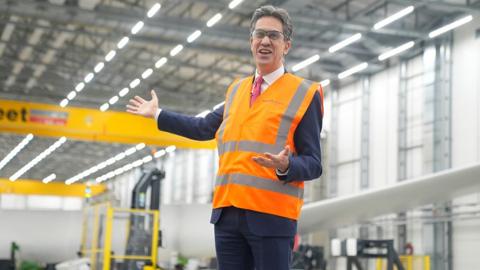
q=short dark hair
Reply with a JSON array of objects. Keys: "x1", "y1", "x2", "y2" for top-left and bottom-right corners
[{"x1": 250, "y1": 5, "x2": 293, "y2": 41}]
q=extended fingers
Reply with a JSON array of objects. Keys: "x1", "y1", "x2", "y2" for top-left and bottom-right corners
[
  {"x1": 134, "y1": 95, "x2": 147, "y2": 104},
  {"x1": 252, "y1": 156, "x2": 275, "y2": 167},
  {"x1": 264, "y1": 152, "x2": 280, "y2": 162},
  {"x1": 126, "y1": 104, "x2": 138, "y2": 111},
  {"x1": 128, "y1": 98, "x2": 142, "y2": 107}
]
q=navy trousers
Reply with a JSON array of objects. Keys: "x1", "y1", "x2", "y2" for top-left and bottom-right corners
[{"x1": 213, "y1": 207, "x2": 295, "y2": 270}]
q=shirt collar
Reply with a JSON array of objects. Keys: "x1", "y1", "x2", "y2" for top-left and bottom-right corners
[{"x1": 255, "y1": 65, "x2": 285, "y2": 86}]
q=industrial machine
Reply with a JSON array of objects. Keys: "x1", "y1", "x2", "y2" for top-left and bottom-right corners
[
  {"x1": 0, "y1": 242, "x2": 18, "y2": 270},
  {"x1": 331, "y1": 239, "x2": 404, "y2": 270},
  {"x1": 120, "y1": 169, "x2": 164, "y2": 270},
  {"x1": 80, "y1": 168, "x2": 165, "y2": 270},
  {"x1": 291, "y1": 244, "x2": 327, "y2": 270}
]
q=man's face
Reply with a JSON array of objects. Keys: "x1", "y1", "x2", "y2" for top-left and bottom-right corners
[{"x1": 250, "y1": 16, "x2": 291, "y2": 75}]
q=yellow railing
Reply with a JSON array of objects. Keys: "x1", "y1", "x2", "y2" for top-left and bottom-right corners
[
  {"x1": 375, "y1": 255, "x2": 430, "y2": 270},
  {"x1": 80, "y1": 203, "x2": 159, "y2": 270}
]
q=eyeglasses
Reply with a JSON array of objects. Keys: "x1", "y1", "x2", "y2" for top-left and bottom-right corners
[{"x1": 251, "y1": 29, "x2": 285, "y2": 41}]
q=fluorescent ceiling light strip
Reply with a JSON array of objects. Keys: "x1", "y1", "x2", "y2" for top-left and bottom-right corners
[
  {"x1": 155, "y1": 57, "x2": 168, "y2": 68},
  {"x1": 428, "y1": 15, "x2": 473, "y2": 38},
  {"x1": 170, "y1": 44, "x2": 184, "y2": 57},
  {"x1": 109, "y1": 96, "x2": 119, "y2": 105},
  {"x1": 378, "y1": 41, "x2": 415, "y2": 61},
  {"x1": 75, "y1": 82, "x2": 85, "y2": 92},
  {"x1": 329, "y1": 33, "x2": 362, "y2": 53},
  {"x1": 187, "y1": 30, "x2": 202, "y2": 43},
  {"x1": 0, "y1": 134, "x2": 34, "y2": 171},
  {"x1": 119, "y1": 88, "x2": 129, "y2": 97},
  {"x1": 142, "y1": 68, "x2": 153, "y2": 79},
  {"x1": 142, "y1": 155, "x2": 153, "y2": 163},
  {"x1": 117, "y1": 36, "x2": 129, "y2": 49},
  {"x1": 130, "y1": 78, "x2": 141, "y2": 88},
  {"x1": 67, "y1": 143, "x2": 145, "y2": 184},
  {"x1": 42, "y1": 173, "x2": 56, "y2": 184},
  {"x1": 131, "y1": 21, "x2": 144, "y2": 35},
  {"x1": 84, "y1": 72, "x2": 94, "y2": 83},
  {"x1": 166, "y1": 145, "x2": 176, "y2": 153},
  {"x1": 228, "y1": 0, "x2": 243, "y2": 9},
  {"x1": 98, "y1": 3, "x2": 235, "y2": 111},
  {"x1": 67, "y1": 91, "x2": 77, "y2": 100},
  {"x1": 60, "y1": 3, "x2": 161, "y2": 114},
  {"x1": 9, "y1": 136, "x2": 67, "y2": 181},
  {"x1": 100, "y1": 103, "x2": 109, "y2": 112},
  {"x1": 206, "y1": 13, "x2": 223, "y2": 27},
  {"x1": 136, "y1": 143, "x2": 146, "y2": 150},
  {"x1": 373, "y1": 6, "x2": 415, "y2": 30},
  {"x1": 154, "y1": 149, "x2": 166, "y2": 158},
  {"x1": 105, "y1": 50, "x2": 116, "y2": 62},
  {"x1": 292, "y1": 54, "x2": 320, "y2": 72},
  {"x1": 60, "y1": 99, "x2": 69, "y2": 108},
  {"x1": 94, "y1": 62, "x2": 105, "y2": 73},
  {"x1": 320, "y1": 79, "x2": 330, "y2": 87},
  {"x1": 147, "y1": 3, "x2": 161, "y2": 18},
  {"x1": 338, "y1": 62, "x2": 368, "y2": 79}
]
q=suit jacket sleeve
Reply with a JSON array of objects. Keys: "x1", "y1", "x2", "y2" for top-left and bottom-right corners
[
  {"x1": 277, "y1": 91, "x2": 323, "y2": 182},
  {"x1": 157, "y1": 106, "x2": 224, "y2": 141}
]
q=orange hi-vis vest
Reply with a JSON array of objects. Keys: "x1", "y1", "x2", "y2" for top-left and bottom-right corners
[{"x1": 213, "y1": 73, "x2": 322, "y2": 220}]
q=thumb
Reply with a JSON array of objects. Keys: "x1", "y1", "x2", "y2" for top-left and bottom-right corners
[
  {"x1": 151, "y1": 90, "x2": 158, "y2": 101},
  {"x1": 280, "y1": 145, "x2": 290, "y2": 156}
]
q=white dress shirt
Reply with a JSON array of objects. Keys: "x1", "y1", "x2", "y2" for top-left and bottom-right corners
[{"x1": 254, "y1": 64, "x2": 285, "y2": 94}]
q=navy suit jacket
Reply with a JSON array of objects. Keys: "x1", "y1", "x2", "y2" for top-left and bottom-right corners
[{"x1": 157, "y1": 88, "x2": 323, "y2": 236}]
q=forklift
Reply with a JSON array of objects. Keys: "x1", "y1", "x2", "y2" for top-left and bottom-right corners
[{"x1": 117, "y1": 168, "x2": 165, "y2": 270}]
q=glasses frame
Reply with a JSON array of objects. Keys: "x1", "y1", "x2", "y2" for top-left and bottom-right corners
[{"x1": 251, "y1": 29, "x2": 286, "y2": 41}]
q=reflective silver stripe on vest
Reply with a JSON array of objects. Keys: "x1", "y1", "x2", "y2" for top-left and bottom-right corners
[
  {"x1": 217, "y1": 79, "x2": 244, "y2": 155},
  {"x1": 216, "y1": 173, "x2": 304, "y2": 199},
  {"x1": 217, "y1": 79, "x2": 313, "y2": 156}
]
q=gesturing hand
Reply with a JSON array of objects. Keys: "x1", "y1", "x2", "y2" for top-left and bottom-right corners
[
  {"x1": 126, "y1": 90, "x2": 159, "y2": 119},
  {"x1": 252, "y1": 145, "x2": 290, "y2": 173}
]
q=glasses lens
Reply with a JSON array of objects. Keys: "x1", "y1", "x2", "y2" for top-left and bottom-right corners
[
  {"x1": 253, "y1": 30, "x2": 266, "y2": 39},
  {"x1": 268, "y1": 31, "x2": 282, "y2": 40}
]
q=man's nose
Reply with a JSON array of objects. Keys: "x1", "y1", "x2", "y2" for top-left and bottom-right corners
[{"x1": 260, "y1": 35, "x2": 271, "y2": 45}]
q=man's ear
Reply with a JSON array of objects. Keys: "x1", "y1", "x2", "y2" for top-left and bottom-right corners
[{"x1": 284, "y1": 40, "x2": 292, "y2": 55}]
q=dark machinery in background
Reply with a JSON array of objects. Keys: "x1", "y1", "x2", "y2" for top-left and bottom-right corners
[
  {"x1": 0, "y1": 242, "x2": 18, "y2": 270},
  {"x1": 331, "y1": 239, "x2": 405, "y2": 270},
  {"x1": 292, "y1": 244, "x2": 327, "y2": 270},
  {"x1": 119, "y1": 169, "x2": 165, "y2": 270}
]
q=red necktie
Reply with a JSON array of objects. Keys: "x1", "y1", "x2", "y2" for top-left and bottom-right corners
[{"x1": 250, "y1": 75, "x2": 263, "y2": 107}]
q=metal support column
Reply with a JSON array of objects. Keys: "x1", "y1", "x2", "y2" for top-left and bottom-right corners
[
  {"x1": 421, "y1": 32, "x2": 453, "y2": 270},
  {"x1": 328, "y1": 82, "x2": 340, "y2": 197},
  {"x1": 397, "y1": 60, "x2": 408, "y2": 254},
  {"x1": 431, "y1": 34, "x2": 453, "y2": 270},
  {"x1": 360, "y1": 76, "x2": 370, "y2": 190},
  {"x1": 360, "y1": 76, "x2": 371, "y2": 270}
]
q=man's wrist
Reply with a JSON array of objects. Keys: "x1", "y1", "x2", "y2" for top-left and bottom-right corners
[
  {"x1": 154, "y1": 108, "x2": 162, "y2": 120},
  {"x1": 277, "y1": 162, "x2": 289, "y2": 174}
]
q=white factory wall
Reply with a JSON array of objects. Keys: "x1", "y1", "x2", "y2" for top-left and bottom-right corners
[
  {"x1": 0, "y1": 208, "x2": 82, "y2": 263},
  {"x1": 328, "y1": 15, "x2": 480, "y2": 270},
  {"x1": 451, "y1": 15, "x2": 480, "y2": 270}
]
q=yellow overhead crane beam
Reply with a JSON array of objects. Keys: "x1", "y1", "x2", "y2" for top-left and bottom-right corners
[
  {"x1": 0, "y1": 99, "x2": 216, "y2": 149},
  {"x1": 0, "y1": 179, "x2": 106, "y2": 197}
]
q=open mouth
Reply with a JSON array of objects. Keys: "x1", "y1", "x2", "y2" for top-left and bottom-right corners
[{"x1": 258, "y1": 49, "x2": 272, "y2": 55}]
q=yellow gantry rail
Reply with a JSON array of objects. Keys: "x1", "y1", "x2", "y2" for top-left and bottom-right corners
[
  {"x1": 0, "y1": 179, "x2": 105, "y2": 197},
  {"x1": 0, "y1": 99, "x2": 215, "y2": 149},
  {"x1": 376, "y1": 255, "x2": 431, "y2": 270}
]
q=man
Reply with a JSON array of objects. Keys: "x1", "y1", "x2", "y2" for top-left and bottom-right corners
[{"x1": 127, "y1": 5, "x2": 323, "y2": 270}]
